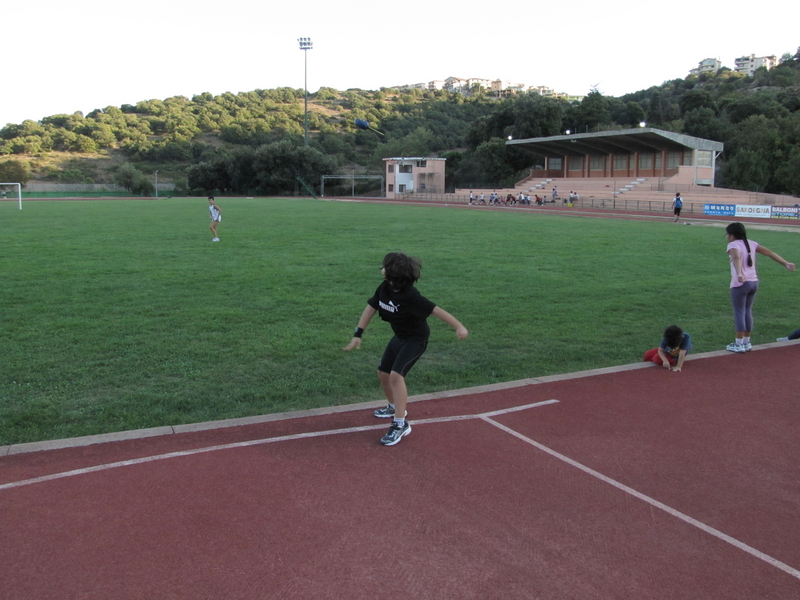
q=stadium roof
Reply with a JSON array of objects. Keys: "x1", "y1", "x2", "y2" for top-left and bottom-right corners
[{"x1": 506, "y1": 127, "x2": 724, "y2": 157}]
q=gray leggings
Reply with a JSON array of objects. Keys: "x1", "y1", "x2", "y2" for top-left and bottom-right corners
[{"x1": 730, "y1": 281, "x2": 758, "y2": 332}]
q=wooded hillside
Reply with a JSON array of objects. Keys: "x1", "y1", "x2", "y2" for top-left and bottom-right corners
[{"x1": 1, "y1": 47, "x2": 798, "y2": 196}]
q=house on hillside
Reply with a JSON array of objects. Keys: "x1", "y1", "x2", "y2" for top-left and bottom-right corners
[
  {"x1": 690, "y1": 58, "x2": 722, "y2": 76},
  {"x1": 734, "y1": 54, "x2": 778, "y2": 76}
]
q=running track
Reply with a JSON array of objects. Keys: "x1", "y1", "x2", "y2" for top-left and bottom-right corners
[{"x1": 2, "y1": 343, "x2": 799, "y2": 599}]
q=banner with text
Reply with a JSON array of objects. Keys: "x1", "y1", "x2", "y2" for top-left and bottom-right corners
[{"x1": 702, "y1": 204, "x2": 796, "y2": 219}]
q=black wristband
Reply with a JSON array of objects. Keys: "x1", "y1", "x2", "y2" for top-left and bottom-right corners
[{"x1": 353, "y1": 327, "x2": 364, "y2": 338}]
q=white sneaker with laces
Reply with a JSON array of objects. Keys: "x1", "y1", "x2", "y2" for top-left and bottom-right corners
[
  {"x1": 726, "y1": 342, "x2": 746, "y2": 353},
  {"x1": 381, "y1": 421, "x2": 411, "y2": 446}
]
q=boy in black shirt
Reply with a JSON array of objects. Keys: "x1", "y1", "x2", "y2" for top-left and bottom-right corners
[{"x1": 343, "y1": 253, "x2": 469, "y2": 445}]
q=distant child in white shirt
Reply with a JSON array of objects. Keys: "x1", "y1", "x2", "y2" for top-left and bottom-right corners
[{"x1": 208, "y1": 196, "x2": 222, "y2": 242}]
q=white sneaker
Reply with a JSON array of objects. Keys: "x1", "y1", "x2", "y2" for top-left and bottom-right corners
[
  {"x1": 726, "y1": 342, "x2": 746, "y2": 353},
  {"x1": 743, "y1": 342, "x2": 752, "y2": 352},
  {"x1": 212, "y1": 237, "x2": 220, "y2": 242},
  {"x1": 777, "y1": 337, "x2": 789, "y2": 342},
  {"x1": 380, "y1": 421, "x2": 411, "y2": 446}
]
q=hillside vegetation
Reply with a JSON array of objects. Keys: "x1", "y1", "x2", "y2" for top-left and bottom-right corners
[{"x1": 1, "y1": 47, "x2": 798, "y2": 196}]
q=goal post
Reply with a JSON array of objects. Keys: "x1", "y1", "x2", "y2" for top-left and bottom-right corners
[
  {"x1": 0, "y1": 182, "x2": 22, "y2": 210},
  {"x1": 320, "y1": 175, "x2": 385, "y2": 197}
]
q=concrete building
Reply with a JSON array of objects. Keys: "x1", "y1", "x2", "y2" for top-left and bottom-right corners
[
  {"x1": 384, "y1": 157, "x2": 446, "y2": 199},
  {"x1": 734, "y1": 54, "x2": 778, "y2": 76},
  {"x1": 690, "y1": 58, "x2": 721, "y2": 76},
  {"x1": 507, "y1": 128, "x2": 724, "y2": 187}
]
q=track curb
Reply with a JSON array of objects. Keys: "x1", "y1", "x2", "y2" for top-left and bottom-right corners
[{"x1": 3, "y1": 340, "x2": 796, "y2": 457}]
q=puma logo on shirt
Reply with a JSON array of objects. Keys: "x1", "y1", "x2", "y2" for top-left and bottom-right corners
[{"x1": 379, "y1": 300, "x2": 400, "y2": 313}]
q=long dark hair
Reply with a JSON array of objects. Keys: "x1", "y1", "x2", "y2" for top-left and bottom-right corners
[
  {"x1": 382, "y1": 252, "x2": 421, "y2": 292},
  {"x1": 726, "y1": 222, "x2": 753, "y2": 267}
]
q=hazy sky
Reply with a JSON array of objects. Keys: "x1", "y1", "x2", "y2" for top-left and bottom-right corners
[{"x1": 3, "y1": 0, "x2": 797, "y2": 126}]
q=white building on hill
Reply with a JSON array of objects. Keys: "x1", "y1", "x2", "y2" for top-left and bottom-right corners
[{"x1": 734, "y1": 54, "x2": 778, "y2": 76}]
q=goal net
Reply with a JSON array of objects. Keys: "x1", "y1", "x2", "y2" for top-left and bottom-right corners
[{"x1": 0, "y1": 182, "x2": 22, "y2": 210}]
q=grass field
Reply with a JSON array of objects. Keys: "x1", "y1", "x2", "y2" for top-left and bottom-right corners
[{"x1": 3, "y1": 198, "x2": 798, "y2": 445}]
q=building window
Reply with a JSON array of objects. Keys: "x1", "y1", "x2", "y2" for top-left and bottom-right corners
[
  {"x1": 569, "y1": 156, "x2": 582, "y2": 171},
  {"x1": 416, "y1": 160, "x2": 427, "y2": 168},
  {"x1": 549, "y1": 158, "x2": 562, "y2": 170},
  {"x1": 667, "y1": 152, "x2": 681, "y2": 169},
  {"x1": 655, "y1": 153, "x2": 662, "y2": 169},
  {"x1": 420, "y1": 183, "x2": 427, "y2": 191},
  {"x1": 697, "y1": 150, "x2": 712, "y2": 167},
  {"x1": 388, "y1": 165, "x2": 394, "y2": 173},
  {"x1": 639, "y1": 154, "x2": 653, "y2": 169},
  {"x1": 398, "y1": 184, "x2": 406, "y2": 192},
  {"x1": 683, "y1": 151, "x2": 693, "y2": 166},
  {"x1": 590, "y1": 155, "x2": 604, "y2": 170},
  {"x1": 399, "y1": 165, "x2": 412, "y2": 173},
  {"x1": 613, "y1": 154, "x2": 629, "y2": 170},
  {"x1": 388, "y1": 184, "x2": 394, "y2": 192}
]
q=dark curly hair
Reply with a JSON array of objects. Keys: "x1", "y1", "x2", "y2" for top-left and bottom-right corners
[
  {"x1": 663, "y1": 325, "x2": 684, "y2": 348},
  {"x1": 382, "y1": 252, "x2": 421, "y2": 292}
]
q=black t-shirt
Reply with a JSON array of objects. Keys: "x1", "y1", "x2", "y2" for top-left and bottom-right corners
[{"x1": 368, "y1": 281, "x2": 436, "y2": 339}]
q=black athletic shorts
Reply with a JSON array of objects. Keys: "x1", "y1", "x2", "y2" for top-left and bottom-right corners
[{"x1": 378, "y1": 335, "x2": 429, "y2": 377}]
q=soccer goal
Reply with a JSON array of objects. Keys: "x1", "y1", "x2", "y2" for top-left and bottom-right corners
[{"x1": 0, "y1": 182, "x2": 22, "y2": 210}]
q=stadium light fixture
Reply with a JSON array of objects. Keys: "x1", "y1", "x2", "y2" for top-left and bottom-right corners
[{"x1": 298, "y1": 37, "x2": 313, "y2": 146}]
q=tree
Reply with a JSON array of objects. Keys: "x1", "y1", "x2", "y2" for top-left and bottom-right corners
[
  {"x1": 610, "y1": 101, "x2": 646, "y2": 127},
  {"x1": 679, "y1": 89, "x2": 717, "y2": 116},
  {"x1": 773, "y1": 146, "x2": 800, "y2": 196},
  {"x1": 114, "y1": 163, "x2": 155, "y2": 196},
  {"x1": 571, "y1": 90, "x2": 612, "y2": 132},
  {"x1": 0, "y1": 159, "x2": 32, "y2": 184},
  {"x1": 251, "y1": 140, "x2": 339, "y2": 195},
  {"x1": 722, "y1": 149, "x2": 771, "y2": 192},
  {"x1": 473, "y1": 138, "x2": 529, "y2": 187},
  {"x1": 682, "y1": 107, "x2": 726, "y2": 141}
]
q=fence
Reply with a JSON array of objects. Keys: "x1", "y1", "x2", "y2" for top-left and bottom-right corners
[
  {"x1": 22, "y1": 183, "x2": 176, "y2": 193},
  {"x1": 392, "y1": 192, "x2": 705, "y2": 214},
  {"x1": 647, "y1": 182, "x2": 792, "y2": 206}
]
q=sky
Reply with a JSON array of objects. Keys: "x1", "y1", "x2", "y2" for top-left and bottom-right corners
[{"x1": 3, "y1": 0, "x2": 797, "y2": 127}]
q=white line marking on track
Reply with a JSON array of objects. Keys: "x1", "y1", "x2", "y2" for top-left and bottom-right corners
[
  {"x1": 482, "y1": 415, "x2": 800, "y2": 581},
  {"x1": 0, "y1": 400, "x2": 559, "y2": 492},
  {"x1": 4, "y1": 398, "x2": 797, "y2": 580}
]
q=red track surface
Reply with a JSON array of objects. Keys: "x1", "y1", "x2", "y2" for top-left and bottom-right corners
[{"x1": 2, "y1": 344, "x2": 799, "y2": 599}]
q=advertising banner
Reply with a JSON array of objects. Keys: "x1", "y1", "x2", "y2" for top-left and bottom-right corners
[
  {"x1": 735, "y1": 205, "x2": 772, "y2": 218},
  {"x1": 770, "y1": 206, "x2": 800, "y2": 219},
  {"x1": 704, "y1": 204, "x2": 735, "y2": 216}
]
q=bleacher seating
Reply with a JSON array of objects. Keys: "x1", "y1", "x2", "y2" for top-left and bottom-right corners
[{"x1": 455, "y1": 176, "x2": 797, "y2": 209}]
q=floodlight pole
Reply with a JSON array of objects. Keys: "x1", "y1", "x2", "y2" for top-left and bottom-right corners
[{"x1": 298, "y1": 37, "x2": 313, "y2": 147}]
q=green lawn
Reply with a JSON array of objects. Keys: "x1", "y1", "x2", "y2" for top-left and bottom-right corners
[{"x1": 3, "y1": 198, "x2": 798, "y2": 445}]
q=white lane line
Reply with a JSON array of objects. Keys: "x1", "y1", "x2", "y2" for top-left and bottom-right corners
[
  {"x1": 482, "y1": 415, "x2": 800, "y2": 581},
  {"x1": 0, "y1": 400, "x2": 559, "y2": 492}
]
